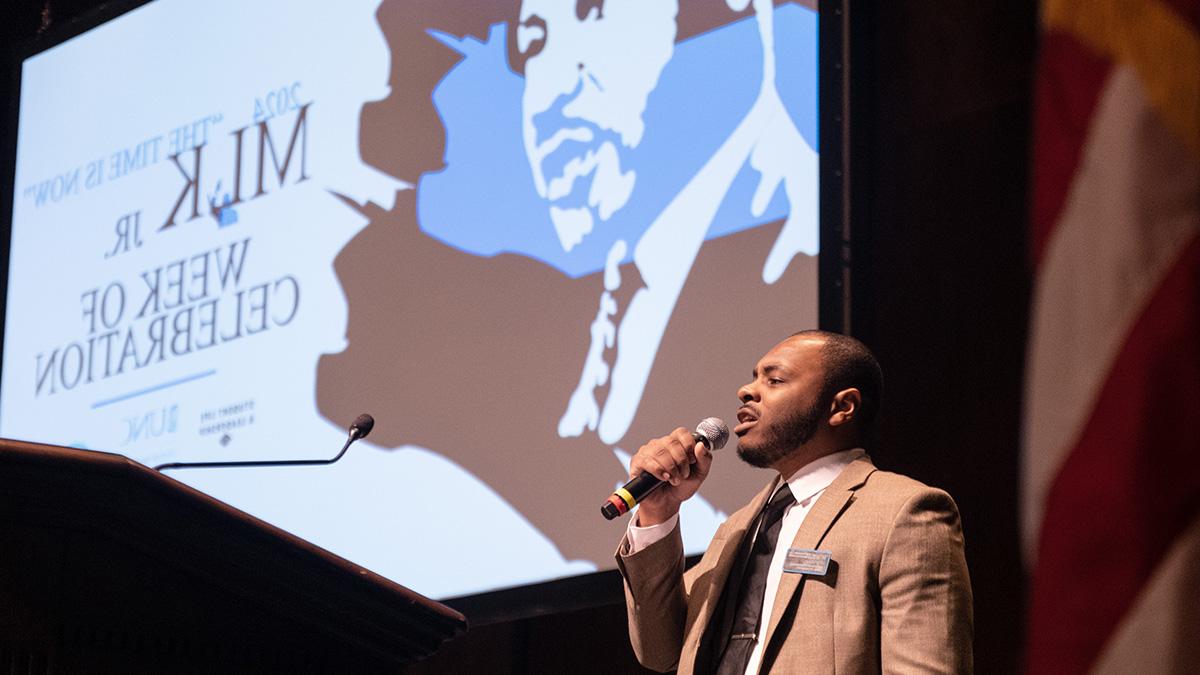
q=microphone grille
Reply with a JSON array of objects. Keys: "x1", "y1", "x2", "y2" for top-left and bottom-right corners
[
  {"x1": 695, "y1": 417, "x2": 730, "y2": 451},
  {"x1": 350, "y1": 413, "x2": 375, "y2": 439}
]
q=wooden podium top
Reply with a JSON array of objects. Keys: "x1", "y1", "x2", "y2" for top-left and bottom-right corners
[{"x1": 0, "y1": 437, "x2": 467, "y2": 671}]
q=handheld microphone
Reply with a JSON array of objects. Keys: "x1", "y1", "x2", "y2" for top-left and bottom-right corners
[
  {"x1": 601, "y1": 417, "x2": 729, "y2": 520},
  {"x1": 154, "y1": 413, "x2": 375, "y2": 472}
]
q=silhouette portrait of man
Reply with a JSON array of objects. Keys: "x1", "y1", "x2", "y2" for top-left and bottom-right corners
[{"x1": 317, "y1": 0, "x2": 821, "y2": 568}]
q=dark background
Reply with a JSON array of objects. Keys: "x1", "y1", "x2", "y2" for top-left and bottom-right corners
[{"x1": 1, "y1": 1, "x2": 1037, "y2": 672}]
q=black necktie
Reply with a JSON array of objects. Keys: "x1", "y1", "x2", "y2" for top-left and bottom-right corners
[{"x1": 714, "y1": 483, "x2": 795, "y2": 675}]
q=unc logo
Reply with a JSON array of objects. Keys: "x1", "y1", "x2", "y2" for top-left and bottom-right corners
[{"x1": 122, "y1": 404, "x2": 179, "y2": 445}]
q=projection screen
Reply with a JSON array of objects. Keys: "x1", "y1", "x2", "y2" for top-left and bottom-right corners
[{"x1": 2, "y1": 0, "x2": 823, "y2": 600}]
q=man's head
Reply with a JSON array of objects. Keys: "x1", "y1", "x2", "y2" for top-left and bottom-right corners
[
  {"x1": 734, "y1": 331, "x2": 883, "y2": 471},
  {"x1": 514, "y1": 0, "x2": 679, "y2": 251}
]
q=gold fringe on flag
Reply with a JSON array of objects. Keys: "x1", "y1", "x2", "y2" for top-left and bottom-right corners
[{"x1": 1043, "y1": 0, "x2": 1200, "y2": 156}]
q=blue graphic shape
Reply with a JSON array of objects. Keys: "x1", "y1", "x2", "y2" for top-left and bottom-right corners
[
  {"x1": 217, "y1": 194, "x2": 239, "y2": 227},
  {"x1": 417, "y1": 5, "x2": 818, "y2": 279},
  {"x1": 774, "y1": 8, "x2": 819, "y2": 148}
]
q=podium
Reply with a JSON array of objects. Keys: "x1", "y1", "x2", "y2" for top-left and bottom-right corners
[{"x1": 0, "y1": 438, "x2": 467, "y2": 672}]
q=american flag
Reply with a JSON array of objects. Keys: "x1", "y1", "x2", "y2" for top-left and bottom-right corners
[{"x1": 1023, "y1": 0, "x2": 1200, "y2": 672}]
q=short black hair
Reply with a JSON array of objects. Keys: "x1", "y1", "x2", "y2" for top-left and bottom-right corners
[{"x1": 790, "y1": 330, "x2": 884, "y2": 432}]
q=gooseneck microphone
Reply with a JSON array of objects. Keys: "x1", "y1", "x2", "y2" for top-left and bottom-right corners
[
  {"x1": 601, "y1": 417, "x2": 730, "y2": 520},
  {"x1": 154, "y1": 413, "x2": 375, "y2": 472}
]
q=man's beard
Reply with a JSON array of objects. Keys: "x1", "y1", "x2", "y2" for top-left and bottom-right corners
[{"x1": 736, "y1": 397, "x2": 826, "y2": 469}]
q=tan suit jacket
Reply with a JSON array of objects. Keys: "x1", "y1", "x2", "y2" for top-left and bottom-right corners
[{"x1": 616, "y1": 457, "x2": 973, "y2": 674}]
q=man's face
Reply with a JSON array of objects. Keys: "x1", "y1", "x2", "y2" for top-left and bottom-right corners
[
  {"x1": 516, "y1": 0, "x2": 678, "y2": 251},
  {"x1": 734, "y1": 336, "x2": 829, "y2": 469}
]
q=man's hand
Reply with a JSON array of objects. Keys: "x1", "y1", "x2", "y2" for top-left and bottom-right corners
[{"x1": 629, "y1": 427, "x2": 714, "y2": 526}]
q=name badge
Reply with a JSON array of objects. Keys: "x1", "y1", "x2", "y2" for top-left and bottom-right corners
[{"x1": 783, "y1": 548, "x2": 832, "y2": 576}]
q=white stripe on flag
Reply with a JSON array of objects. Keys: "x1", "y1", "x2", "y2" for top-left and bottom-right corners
[
  {"x1": 1022, "y1": 65, "x2": 1200, "y2": 562},
  {"x1": 1089, "y1": 516, "x2": 1200, "y2": 674}
]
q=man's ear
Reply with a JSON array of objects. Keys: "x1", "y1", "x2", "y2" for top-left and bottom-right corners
[{"x1": 829, "y1": 388, "x2": 861, "y2": 427}]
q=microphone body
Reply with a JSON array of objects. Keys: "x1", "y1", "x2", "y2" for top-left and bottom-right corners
[{"x1": 602, "y1": 418, "x2": 729, "y2": 520}]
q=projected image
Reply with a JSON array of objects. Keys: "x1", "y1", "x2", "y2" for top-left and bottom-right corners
[{"x1": 3, "y1": 0, "x2": 819, "y2": 598}]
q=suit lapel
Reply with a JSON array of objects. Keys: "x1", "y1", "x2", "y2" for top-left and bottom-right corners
[{"x1": 759, "y1": 457, "x2": 876, "y2": 654}]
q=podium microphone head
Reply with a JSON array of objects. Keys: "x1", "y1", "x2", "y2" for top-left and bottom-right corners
[{"x1": 349, "y1": 414, "x2": 375, "y2": 440}]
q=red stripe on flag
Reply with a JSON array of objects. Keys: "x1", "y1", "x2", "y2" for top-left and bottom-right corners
[
  {"x1": 1026, "y1": 235, "x2": 1200, "y2": 674},
  {"x1": 1031, "y1": 32, "x2": 1111, "y2": 267}
]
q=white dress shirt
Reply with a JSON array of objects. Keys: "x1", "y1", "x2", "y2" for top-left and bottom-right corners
[{"x1": 627, "y1": 448, "x2": 867, "y2": 675}]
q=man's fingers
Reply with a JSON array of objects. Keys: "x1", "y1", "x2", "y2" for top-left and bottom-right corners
[
  {"x1": 631, "y1": 454, "x2": 669, "y2": 482},
  {"x1": 666, "y1": 429, "x2": 699, "y2": 483},
  {"x1": 649, "y1": 453, "x2": 684, "y2": 486},
  {"x1": 674, "y1": 450, "x2": 692, "y2": 482},
  {"x1": 694, "y1": 442, "x2": 713, "y2": 472},
  {"x1": 651, "y1": 457, "x2": 680, "y2": 484},
  {"x1": 636, "y1": 450, "x2": 682, "y2": 484},
  {"x1": 630, "y1": 428, "x2": 713, "y2": 488},
  {"x1": 669, "y1": 428, "x2": 698, "y2": 461}
]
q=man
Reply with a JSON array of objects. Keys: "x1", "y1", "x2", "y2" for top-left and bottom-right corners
[{"x1": 617, "y1": 331, "x2": 973, "y2": 673}]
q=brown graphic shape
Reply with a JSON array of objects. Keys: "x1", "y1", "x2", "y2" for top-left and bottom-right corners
[
  {"x1": 317, "y1": 188, "x2": 815, "y2": 567},
  {"x1": 360, "y1": 1, "x2": 499, "y2": 183},
  {"x1": 317, "y1": 0, "x2": 820, "y2": 567}
]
